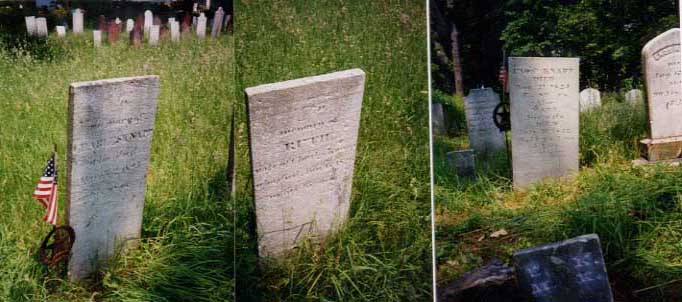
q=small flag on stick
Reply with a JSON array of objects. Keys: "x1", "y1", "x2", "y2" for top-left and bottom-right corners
[{"x1": 33, "y1": 152, "x2": 58, "y2": 225}]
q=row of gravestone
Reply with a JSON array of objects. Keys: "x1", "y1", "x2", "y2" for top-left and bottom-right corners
[
  {"x1": 25, "y1": 8, "x2": 230, "y2": 46},
  {"x1": 437, "y1": 28, "x2": 681, "y2": 186},
  {"x1": 579, "y1": 88, "x2": 644, "y2": 111},
  {"x1": 55, "y1": 69, "x2": 365, "y2": 281}
]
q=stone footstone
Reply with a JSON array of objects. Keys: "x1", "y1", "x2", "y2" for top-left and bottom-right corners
[
  {"x1": 56, "y1": 26, "x2": 66, "y2": 37},
  {"x1": 579, "y1": 88, "x2": 601, "y2": 112},
  {"x1": 512, "y1": 234, "x2": 613, "y2": 302},
  {"x1": 438, "y1": 260, "x2": 520, "y2": 302},
  {"x1": 66, "y1": 76, "x2": 160, "y2": 282},
  {"x1": 446, "y1": 149, "x2": 476, "y2": 178},
  {"x1": 93, "y1": 30, "x2": 102, "y2": 47}
]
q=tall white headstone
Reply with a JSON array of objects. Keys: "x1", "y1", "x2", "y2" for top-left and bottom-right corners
[
  {"x1": 149, "y1": 25, "x2": 160, "y2": 45},
  {"x1": 579, "y1": 88, "x2": 601, "y2": 112},
  {"x1": 211, "y1": 7, "x2": 224, "y2": 37},
  {"x1": 509, "y1": 57, "x2": 580, "y2": 187},
  {"x1": 66, "y1": 76, "x2": 159, "y2": 282},
  {"x1": 56, "y1": 25, "x2": 66, "y2": 37},
  {"x1": 144, "y1": 10, "x2": 153, "y2": 36},
  {"x1": 35, "y1": 17, "x2": 48, "y2": 37},
  {"x1": 93, "y1": 30, "x2": 102, "y2": 47},
  {"x1": 464, "y1": 88, "x2": 506, "y2": 156},
  {"x1": 25, "y1": 16, "x2": 36, "y2": 36},
  {"x1": 72, "y1": 9, "x2": 84, "y2": 34},
  {"x1": 170, "y1": 21, "x2": 180, "y2": 42},
  {"x1": 246, "y1": 69, "x2": 365, "y2": 257},
  {"x1": 196, "y1": 13, "x2": 207, "y2": 38}
]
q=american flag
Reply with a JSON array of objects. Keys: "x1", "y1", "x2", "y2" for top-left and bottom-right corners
[{"x1": 33, "y1": 153, "x2": 58, "y2": 225}]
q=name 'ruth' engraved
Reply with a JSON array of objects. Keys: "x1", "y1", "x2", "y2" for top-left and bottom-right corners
[{"x1": 284, "y1": 133, "x2": 331, "y2": 151}]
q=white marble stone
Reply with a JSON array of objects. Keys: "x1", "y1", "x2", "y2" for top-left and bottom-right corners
[
  {"x1": 93, "y1": 30, "x2": 102, "y2": 47},
  {"x1": 25, "y1": 16, "x2": 36, "y2": 36},
  {"x1": 211, "y1": 7, "x2": 224, "y2": 37},
  {"x1": 245, "y1": 69, "x2": 365, "y2": 257},
  {"x1": 35, "y1": 17, "x2": 48, "y2": 37},
  {"x1": 72, "y1": 9, "x2": 83, "y2": 34},
  {"x1": 579, "y1": 88, "x2": 601, "y2": 112},
  {"x1": 509, "y1": 57, "x2": 580, "y2": 187},
  {"x1": 196, "y1": 13, "x2": 207, "y2": 38},
  {"x1": 66, "y1": 76, "x2": 159, "y2": 282},
  {"x1": 56, "y1": 25, "x2": 66, "y2": 37},
  {"x1": 144, "y1": 10, "x2": 153, "y2": 36},
  {"x1": 149, "y1": 25, "x2": 160, "y2": 45},
  {"x1": 170, "y1": 21, "x2": 180, "y2": 42},
  {"x1": 464, "y1": 88, "x2": 506, "y2": 155},
  {"x1": 126, "y1": 19, "x2": 134, "y2": 33}
]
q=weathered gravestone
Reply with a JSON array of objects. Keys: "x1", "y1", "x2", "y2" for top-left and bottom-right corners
[
  {"x1": 130, "y1": 23, "x2": 143, "y2": 48},
  {"x1": 211, "y1": 7, "x2": 224, "y2": 37},
  {"x1": 638, "y1": 28, "x2": 682, "y2": 162},
  {"x1": 66, "y1": 76, "x2": 159, "y2": 281},
  {"x1": 144, "y1": 10, "x2": 153, "y2": 36},
  {"x1": 93, "y1": 30, "x2": 102, "y2": 47},
  {"x1": 431, "y1": 102, "x2": 446, "y2": 135},
  {"x1": 446, "y1": 149, "x2": 476, "y2": 178},
  {"x1": 245, "y1": 69, "x2": 365, "y2": 257},
  {"x1": 56, "y1": 26, "x2": 66, "y2": 37},
  {"x1": 25, "y1": 16, "x2": 36, "y2": 36},
  {"x1": 196, "y1": 13, "x2": 207, "y2": 38},
  {"x1": 170, "y1": 21, "x2": 180, "y2": 42},
  {"x1": 149, "y1": 25, "x2": 160, "y2": 45},
  {"x1": 107, "y1": 21, "x2": 120, "y2": 44},
  {"x1": 464, "y1": 88, "x2": 506, "y2": 156},
  {"x1": 625, "y1": 89, "x2": 643, "y2": 103},
  {"x1": 98, "y1": 15, "x2": 107, "y2": 32},
  {"x1": 579, "y1": 88, "x2": 601, "y2": 112},
  {"x1": 513, "y1": 234, "x2": 613, "y2": 302},
  {"x1": 509, "y1": 57, "x2": 580, "y2": 188},
  {"x1": 181, "y1": 14, "x2": 192, "y2": 33},
  {"x1": 35, "y1": 17, "x2": 48, "y2": 37},
  {"x1": 72, "y1": 9, "x2": 84, "y2": 34},
  {"x1": 126, "y1": 19, "x2": 134, "y2": 33}
]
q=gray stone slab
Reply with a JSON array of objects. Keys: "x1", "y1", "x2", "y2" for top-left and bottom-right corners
[
  {"x1": 245, "y1": 69, "x2": 365, "y2": 257},
  {"x1": 25, "y1": 16, "x2": 36, "y2": 36},
  {"x1": 509, "y1": 57, "x2": 580, "y2": 188},
  {"x1": 625, "y1": 89, "x2": 643, "y2": 103},
  {"x1": 196, "y1": 13, "x2": 207, "y2": 38},
  {"x1": 579, "y1": 88, "x2": 601, "y2": 112},
  {"x1": 72, "y1": 9, "x2": 83, "y2": 34},
  {"x1": 464, "y1": 88, "x2": 506, "y2": 156},
  {"x1": 211, "y1": 7, "x2": 224, "y2": 37},
  {"x1": 513, "y1": 234, "x2": 613, "y2": 302},
  {"x1": 446, "y1": 149, "x2": 476, "y2": 178},
  {"x1": 66, "y1": 76, "x2": 159, "y2": 281},
  {"x1": 642, "y1": 28, "x2": 682, "y2": 140},
  {"x1": 432, "y1": 102, "x2": 446, "y2": 135}
]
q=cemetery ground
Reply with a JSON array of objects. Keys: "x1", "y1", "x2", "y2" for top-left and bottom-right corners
[
  {"x1": 434, "y1": 93, "x2": 682, "y2": 301},
  {"x1": 0, "y1": 33, "x2": 234, "y2": 300},
  {"x1": 234, "y1": 1, "x2": 432, "y2": 301}
]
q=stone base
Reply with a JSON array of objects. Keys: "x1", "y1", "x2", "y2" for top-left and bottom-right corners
[
  {"x1": 639, "y1": 137, "x2": 682, "y2": 161},
  {"x1": 632, "y1": 157, "x2": 682, "y2": 166}
]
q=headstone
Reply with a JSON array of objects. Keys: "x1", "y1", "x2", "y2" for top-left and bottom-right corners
[
  {"x1": 509, "y1": 57, "x2": 580, "y2": 188},
  {"x1": 153, "y1": 16, "x2": 162, "y2": 26},
  {"x1": 115, "y1": 18, "x2": 122, "y2": 25},
  {"x1": 35, "y1": 17, "x2": 48, "y2": 37},
  {"x1": 126, "y1": 19, "x2": 134, "y2": 33},
  {"x1": 464, "y1": 88, "x2": 506, "y2": 155},
  {"x1": 181, "y1": 14, "x2": 192, "y2": 33},
  {"x1": 211, "y1": 7, "x2": 224, "y2": 37},
  {"x1": 143, "y1": 10, "x2": 153, "y2": 36},
  {"x1": 149, "y1": 25, "x2": 160, "y2": 45},
  {"x1": 107, "y1": 21, "x2": 120, "y2": 44},
  {"x1": 579, "y1": 88, "x2": 601, "y2": 112},
  {"x1": 130, "y1": 23, "x2": 143, "y2": 48},
  {"x1": 625, "y1": 89, "x2": 643, "y2": 103},
  {"x1": 66, "y1": 76, "x2": 159, "y2": 282},
  {"x1": 168, "y1": 17, "x2": 176, "y2": 24},
  {"x1": 446, "y1": 149, "x2": 476, "y2": 178},
  {"x1": 93, "y1": 30, "x2": 102, "y2": 47},
  {"x1": 72, "y1": 9, "x2": 84, "y2": 34},
  {"x1": 56, "y1": 26, "x2": 66, "y2": 37},
  {"x1": 205, "y1": 0, "x2": 211, "y2": 10},
  {"x1": 245, "y1": 69, "x2": 365, "y2": 257},
  {"x1": 170, "y1": 21, "x2": 180, "y2": 42},
  {"x1": 160, "y1": 25, "x2": 169, "y2": 40},
  {"x1": 225, "y1": 14, "x2": 232, "y2": 31},
  {"x1": 438, "y1": 260, "x2": 519, "y2": 302},
  {"x1": 25, "y1": 16, "x2": 36, "y2": 36},
  {"x1": 432, "y1": 102, "x2": 446, "y2": 135},
  {"x1": 638, "y1": 28, "x2": 682, "y2": 161},
  {"x1": 512, "y1": 234, "x2": 613, "y2": 302},
  {"x1": 98, "y1": 15, "x2": 107, "y2": 32},
  {"x1": 196, "y1": 13, "x2": 207, "y2": 38}
]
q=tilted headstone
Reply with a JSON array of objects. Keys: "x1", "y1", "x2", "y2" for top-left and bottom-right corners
[
  {"x1": 143, "y1": 10, "x2": 153, "y2": 36},
  {"x1": 245, "y1": 69, "x2": 365, "y2": 257},
  {"x1": 431, "y1": 102, "x2": 446, "y2": 135},
  {"x1": 56, "y1": 26, "x2": 66, "y2": 37},
  {"x1": 464, "y1": 88, "x2": 506, "y2": 156},
  {"x1": 638, "y1": 28, "x2": 682, "y2": 161},
  {"x1": 25, "y1": 16, "x2": 36, "y2": 36},
  {"x1": 513, "y1": 234, "x2": 613, "y2": 302},
  {"x1": 149, "y1": 25, "x2": 160, "y2": 45},
  {"x1": 579, "y1": 88, "x2": 601, "y2": 112},
  {"x1": 196, "y1": 13, "x2": 207, "y2": 38},
  {"x1": 126, "y1": 19, "x2": 134, "y2": 33},
  {"x1": 509, "y1": 57, "x2": 580, "y2": 187},
  {"x1": 625, "y1": 89, "x2": 643, "y2": 103},
  {"x1": 66, "y1": 76, "x2": 159, "y2": 281},
  {"x1": 170, "y1": 21, "x2": 180, "y2": 42},
  {"x1": 211, "y1": 7, "x2": 224, "y2": 37},
  {"x1": 93, "y1": 30, "x2": 102, "y2": 47},
  {"x1": 35, "y1": 17, "x2": 48, "y2": 37},
  {"x1": 446, "y1": 149, "x2": 476, "y2": 178},
  {"x1": 72, "y1": 9, "x2": 83, "y2": 34}
]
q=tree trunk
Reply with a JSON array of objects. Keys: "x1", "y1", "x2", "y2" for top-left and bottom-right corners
[{"x1": 451, "y1": 24, "x2": 464, "y2": 97}]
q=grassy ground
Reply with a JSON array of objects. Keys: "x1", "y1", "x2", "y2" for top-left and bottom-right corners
[
  {"x1": 434, "y1": 92, "x2": 682, "y2": 301},
  {"x1": 0, "y1": 33, "x2": 234, "y2": 301},
  {"x1": 234, "y1": 1, "x2": 432, "y2": 301}
]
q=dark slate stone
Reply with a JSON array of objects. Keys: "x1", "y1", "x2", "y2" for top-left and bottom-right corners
[
  {"x1": 512, "y1": 234, "x2": 613, "y2": 302},
  {"x1": 446, "y1": 149, "x2": 476, "y2": 178},
  {"x1": 438, "y1": 259, "x2": 520, "y2": 302}
]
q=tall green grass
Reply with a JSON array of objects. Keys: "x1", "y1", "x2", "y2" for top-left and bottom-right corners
[
  {"x1": 234, "y1": 1, "x2": 432, "y2": 301},
  {"x1": 434, "y1": 94, "x2": 682, "y2": 300},
  {"x1": 0, "y1": 33, "x2": 234, "y2": 301}
]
